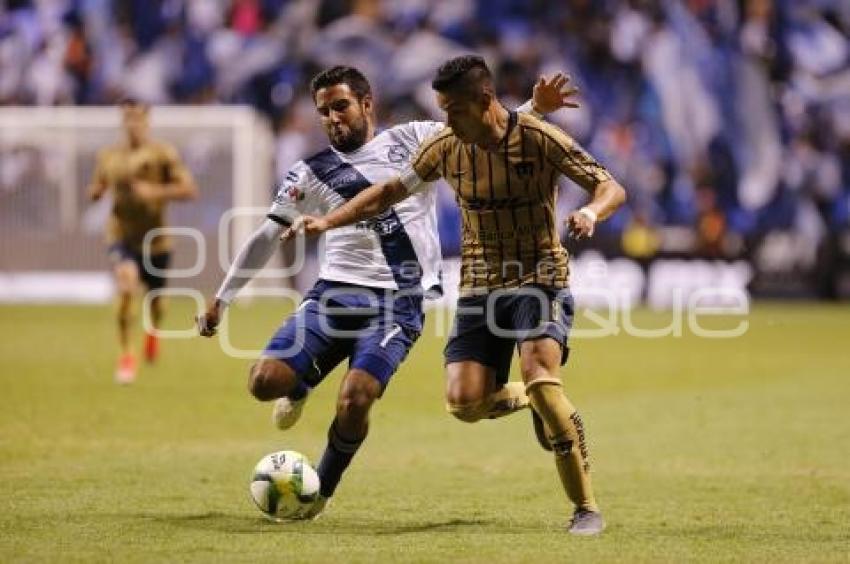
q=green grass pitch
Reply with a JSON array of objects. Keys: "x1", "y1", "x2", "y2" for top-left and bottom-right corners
[{"x1": 1, "y1": 301, "x2": 849, "y2": 562}]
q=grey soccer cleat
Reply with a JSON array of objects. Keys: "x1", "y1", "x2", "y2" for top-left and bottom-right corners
[
  {"x1": 531, "y1": 409, "x2": 553, "y2": 451},
  {"x1": 568, "y1": 510, "x2": 605, "y2": 536},
  {"x1": 272, "y1": 395, "x2": 308, "y2": 430}
]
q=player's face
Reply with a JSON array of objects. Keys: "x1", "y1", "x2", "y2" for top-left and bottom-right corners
[
  {"x1": 122, "y1": 106, "x2": 149, "y2": 145},
  {"x1": 437, "y1": 90, "x2": 488, "y2": 145},
  {"x1": 314, "y1": 84, "x2": 372, "y2": 152}
]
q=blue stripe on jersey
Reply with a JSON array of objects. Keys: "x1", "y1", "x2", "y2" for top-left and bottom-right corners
[
  {"x1": 303, "y1": 148, "x2": 368, "y2": 201},
  {"x1": 304, "y1": 148, "x2": 423, "y2": 290}
]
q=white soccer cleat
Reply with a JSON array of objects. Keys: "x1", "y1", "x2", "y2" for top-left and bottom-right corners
[{"x1": 272, "y1": 395, "x2": 308, "y2": 430}]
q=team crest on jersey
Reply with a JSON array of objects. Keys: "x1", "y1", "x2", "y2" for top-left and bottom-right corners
[
  {"x1": 513, "y1": 161, "x2": 535, "y2": 178},
  {"x1": 387, "y1": 144, "x2": 409, "y2": 163},
  {"x1": 275, "y1": 183, "x2": 304, "y2": 204}
]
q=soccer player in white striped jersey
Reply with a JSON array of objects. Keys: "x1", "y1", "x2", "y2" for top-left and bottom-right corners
[{"x1": 197, "y1": 66, "x2": 577, "y2": 519}]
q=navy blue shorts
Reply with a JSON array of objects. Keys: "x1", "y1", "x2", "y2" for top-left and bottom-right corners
[
  {"x1": 263, "y1": 280, "x2": 423, "y2": 391},
  {"x1": 108, "y1": 243, "x2": 170, "y2": 290},
  {"x1": 444, "y1": 286, "x2": 574, "y2": 385}
]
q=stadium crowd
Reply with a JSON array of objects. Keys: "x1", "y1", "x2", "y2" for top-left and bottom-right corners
[{"x1": 2, "y1": 0, "x2": 849, "y2": 293}]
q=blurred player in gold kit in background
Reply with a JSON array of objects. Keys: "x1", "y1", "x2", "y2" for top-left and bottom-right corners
[{"x1": 88, "y1": 100, "x2": 198, "y2": 383}]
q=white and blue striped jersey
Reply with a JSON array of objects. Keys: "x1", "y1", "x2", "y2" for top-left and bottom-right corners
[{"x1": 267, "y1": 121, "x2": 446, "y2": 294}]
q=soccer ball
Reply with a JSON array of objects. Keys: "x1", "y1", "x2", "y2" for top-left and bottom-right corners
[{"x1": 249, "y1": 450, "x2": 320, "y2": 520}]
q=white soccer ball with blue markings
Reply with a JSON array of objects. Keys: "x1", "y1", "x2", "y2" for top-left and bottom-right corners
[{"x1": 249, "y1": 450, "x2": 320, "y2": 520}]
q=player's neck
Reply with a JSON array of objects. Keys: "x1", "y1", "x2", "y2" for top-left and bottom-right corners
[
  {"x1": 126, "y1": 135, "x2": 147, "y2": 149},
  {"x1": 478, "y1": 104, "x2": 510, "y2": 151}
]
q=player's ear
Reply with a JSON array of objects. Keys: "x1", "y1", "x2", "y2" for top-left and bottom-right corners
[
  {"x1": 478, "y1": 89, "x2": 493, "y2": 110},
  {"x1": 361, "y1": 93, "x2": 374, "y2": 114}
]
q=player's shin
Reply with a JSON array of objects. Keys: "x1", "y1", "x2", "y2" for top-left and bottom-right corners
[
  {"x1": 117, "y1": 293, "x2": 134, "y2": 353},
  {"x1": 316, "y1": 418, "x2": 366, "y2": 498},
  {"x1": 526, "y1": 379, "x2": 598, "y2": 512}
]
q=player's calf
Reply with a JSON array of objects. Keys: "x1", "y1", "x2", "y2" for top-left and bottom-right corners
[{"x1": 315, "y1": 369, "x2": 380, "y2": 501}]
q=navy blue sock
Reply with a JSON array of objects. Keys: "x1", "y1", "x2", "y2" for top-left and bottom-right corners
[
  {"x1": 288, "y1": 380, "x2": 309, "y2": 401},
  {"x1": 316, "y1": 420, "x2": 365, "y2": 498}
]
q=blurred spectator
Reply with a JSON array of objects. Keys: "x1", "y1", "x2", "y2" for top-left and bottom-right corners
[
  {"x1": 621, "y1": 209, "x2": 661, "y2": 263},
  {"x1": 695, "y1": 186, "x2": 728, "y2": 258},
  {"x1": 1, "y1": 0, "x2": 848, "y2": 287}
]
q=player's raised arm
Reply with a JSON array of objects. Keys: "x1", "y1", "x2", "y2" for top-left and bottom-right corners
[
  {"x1": 282, "y1": 177, "x2": 409, "y2": 240},
  {"x1": 521, "y1": 72, "x2": 579, "y2": 115},
  {"x1": 283, "y1": 126, "x2": 450, "y2": 241}
]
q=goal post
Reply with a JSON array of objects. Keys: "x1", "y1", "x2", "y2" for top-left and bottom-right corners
[{"x1": 0, "y1": 105, "x2": 276, "y2": 302}]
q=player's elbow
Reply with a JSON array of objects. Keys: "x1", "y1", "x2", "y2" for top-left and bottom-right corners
[
  {"x1": 182, "y1": 180, "x2": 200, "y2": 201},
  {"x1": 605, "y1": 180, "x2": 626, "y2": 211},
  {"x1": 612, "y1": 181, "x2": 626, "y2": 209},
  {"x1": 376, "y1": 183, "x2": 399, "y2": 212}
]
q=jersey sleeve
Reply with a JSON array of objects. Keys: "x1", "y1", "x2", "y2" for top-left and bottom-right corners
[
  {"x1": 539, "y1": 121, "x2": 613, "y2": 192},
  {"x1": 267, "y1": 161, "x2": 320, "y2": 225},
  {"x1": 400, "y1": 130, "x2": 450, "y2": 194},
  {"x1": 408, "y1": 120, "x2": 446, "y2": 145}
]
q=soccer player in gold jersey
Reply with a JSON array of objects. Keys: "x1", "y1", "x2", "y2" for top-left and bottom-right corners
[
  {"x1": 88, "y1": 100, "x2": 198, "y2": 383},
  {"x1": 286, "y1": 55, "x2": 625, "y2": 534}
]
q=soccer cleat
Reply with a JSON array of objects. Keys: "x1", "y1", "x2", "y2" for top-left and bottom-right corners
[
  {"x1": 567, "y1": 509, "x2": 605, "y2": 536},
  {"x1": 272, "y1": 395, "x2": 308, "y2": 430},
  {"x1": 487, "y1": 381, "x2": 530, "y2": 419},
  {"x1": 531, "y1": 409, "x2": 553, "y2": 451},
  {"x1": 299, "y1": 494, "x2": 329, "y2": 520},
  {"x1": 144, "y1": 332, "x2": 159, "y2": 363},
  {"x1": 115, "y1": 353, "x2": 137, "y2": 384}
]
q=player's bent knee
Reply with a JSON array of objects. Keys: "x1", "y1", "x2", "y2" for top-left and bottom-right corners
[
  {"x1": 446, "y1": 400, "x2": 487, "y2": 423},
  {"x1": 247, "y1": 359, "x2": 295, "y2": 401},
  {"x1": 337, "y1": 386, "x2": 378, "y2": 418},
  {"x1": 337, "y1": 370, "x2": 380, "y2": 419},
  {"x1": 337, "y1": 393, "x2": 373, "y2": 420}
]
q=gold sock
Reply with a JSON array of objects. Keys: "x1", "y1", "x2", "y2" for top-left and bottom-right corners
[{"x1": 527, "y1": 380, "x2": 598, "y2": 512}]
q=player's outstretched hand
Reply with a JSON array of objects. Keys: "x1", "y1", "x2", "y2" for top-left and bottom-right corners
[
  {"x1": 566, "y1": 209, "x2": 596, "y2": 240},
  {"x1": 532, "y1": 73, "x2": 579, "y2": 114},
  {"x1": 196, "y1": 300, "x2": 222, "y2": 337},
  {"x1": 280, "y1": 215, "x2": 331, "y2": 242}
]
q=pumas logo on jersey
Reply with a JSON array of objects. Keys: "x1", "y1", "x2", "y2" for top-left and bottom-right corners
[
  {"x1": 513, "y1": 161, "x2": 535, "y2": 178},
  {"x1": 387, "y1": 144, "x2": 409, "y2": 163}
]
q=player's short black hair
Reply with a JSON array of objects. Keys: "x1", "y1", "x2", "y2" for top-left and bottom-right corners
[
  {"x1": 310, "y1": 66, "x2": 372, "y2": 101},
  {"x1": 431, "y1": 55, "x2": 493, "y2": 95}
]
